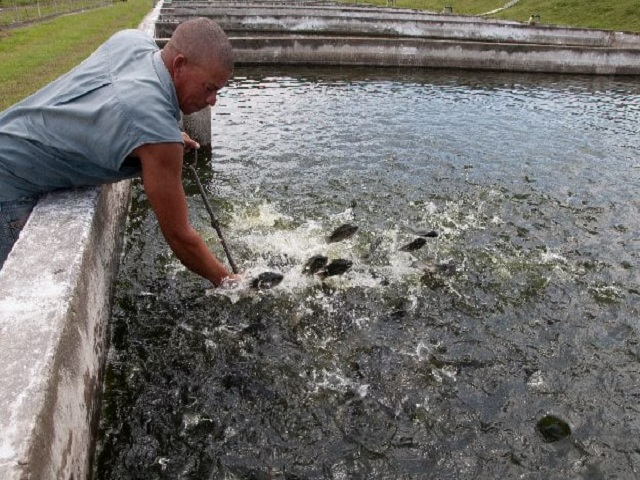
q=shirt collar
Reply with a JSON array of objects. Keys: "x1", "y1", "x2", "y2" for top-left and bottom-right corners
[{"x1": 153, "y1": 50, "x2": 181, "y2": 122}]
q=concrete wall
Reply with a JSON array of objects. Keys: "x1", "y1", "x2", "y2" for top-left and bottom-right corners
[
  {"x1": 0, "y1": 185, "x2": 130, "y2": 480},
  {"x1": 156, "y1": 7, "x2": 640, "y2": 49},
  {"x1": 228, "y1": 36, "x2": 640, "y2": 74},
  {"x1": 155, "y1": 1, "x2": 640, "y2": 74},
  {"x1": 0, "y1": 5, "x2": 162, "y2": 479}
]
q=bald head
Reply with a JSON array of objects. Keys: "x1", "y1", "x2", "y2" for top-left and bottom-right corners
[
  {"x1": 164, "y1": 17, "x2": 233, "y2": 72},
  {"x1": 161, "y1": 18, "x2": 234, "y2": 113}
]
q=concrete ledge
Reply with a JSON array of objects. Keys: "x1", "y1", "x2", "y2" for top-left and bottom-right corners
[
  {"x1": 156, "y1": 9, "x2": 640, "y2": 49},
  {"x1": 0, "y1": 2, "x2": 634, "y2": 478},
  {"x1": 226, "y1": 35, "x2": 640, "y2": 74},
  {"x1": 0, "y1": 3, "x2": 162, "y2": 479},
  {"x1": 0, "y1": 182, "x2": 131, "y2": 480}
]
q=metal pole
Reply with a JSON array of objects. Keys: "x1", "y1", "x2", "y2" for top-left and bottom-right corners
[{"x1": 186, "y1": 150, "x2": 239, "y2": 274}]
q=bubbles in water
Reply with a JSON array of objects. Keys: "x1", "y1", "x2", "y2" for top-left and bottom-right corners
[
  {"x1": 309, "y1": 367, "x2": 370, "y2": 399},
  {"x1": 205, "y1": 201, "x2": 451, "y2": 303}
]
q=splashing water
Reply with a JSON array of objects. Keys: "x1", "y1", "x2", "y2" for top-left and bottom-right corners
[{"x1": 95, "y1": 67, "x2": 640, "y2": 480}]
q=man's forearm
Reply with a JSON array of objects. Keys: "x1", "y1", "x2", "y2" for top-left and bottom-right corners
[{"x1": 166, "y1": 227, "x2": 231, "y2": 286}]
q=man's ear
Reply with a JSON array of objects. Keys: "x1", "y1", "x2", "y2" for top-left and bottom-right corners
[{"x1": 173, "y1": 54, "x2": 188, "y2": 76}]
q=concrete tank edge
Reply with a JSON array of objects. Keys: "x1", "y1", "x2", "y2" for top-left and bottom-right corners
[
  {"x1": 0, "y1": 182, "x2": 131, "y2": 480},
  {"x1": 0, "y1": 3, "x2": 162, "y2": 479}
]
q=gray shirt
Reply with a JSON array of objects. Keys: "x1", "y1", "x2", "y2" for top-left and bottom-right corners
[{"x1": 0, "y1": 29, "x2": 183, "y2": 202}]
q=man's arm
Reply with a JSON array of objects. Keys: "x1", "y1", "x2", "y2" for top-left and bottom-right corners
[{"x1": 133, "y1": 142, "x2": 234, "y2": 287}]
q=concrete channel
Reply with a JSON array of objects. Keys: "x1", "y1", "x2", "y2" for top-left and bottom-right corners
[{"x1": 0, "y1": 1, "x2": 639, "y2": 479}]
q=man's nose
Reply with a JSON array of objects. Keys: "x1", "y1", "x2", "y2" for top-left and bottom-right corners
[{"x1": 206, "y1": 92, "x2": 217, "y2": 106}]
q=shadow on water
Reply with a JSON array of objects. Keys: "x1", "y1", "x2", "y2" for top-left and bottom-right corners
[{"x1": 94, "y1": 67, "x2": 640, "y2": 479}]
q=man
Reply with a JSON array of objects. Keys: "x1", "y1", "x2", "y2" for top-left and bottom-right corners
[{"x1": 0, "y1": 17, "x2": 238, "y2": 287}]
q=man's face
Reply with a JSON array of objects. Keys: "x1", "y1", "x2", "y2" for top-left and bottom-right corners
[{"x1": 174, "y1": 57, "x2": 231, "y2": 115}]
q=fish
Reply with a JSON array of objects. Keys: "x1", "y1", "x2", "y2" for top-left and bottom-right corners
[
  {"x1": 401, "y1": 225, "x2": 438, "y2": 238},
  {"x1": 421, "y1": 259, "x2": 457, "y2": 289},
  {"x1": 250, "y1": 271, "x2": 284, "y2": 290},
  {"x1": 437, "y1": 261, "x2": 457, "y2": 276},
  {"x1": 536, "y1": 415, "x2": 571, "y2": 443},
  {"x1": 327, "y1": 223, "x2": 358, "y2": 243},
  {"x1": 303, "y1": 255, "x2": 328, "y2": 275},
  {"x1": 241, "y1": 322, "x2": 267, "y2": 337},
  {"x1": 320, "y1": 259, "x2": 353, "y2": 278},
  {"x1": 399, "y1": 237, "x2": 427, "y2": 252}
]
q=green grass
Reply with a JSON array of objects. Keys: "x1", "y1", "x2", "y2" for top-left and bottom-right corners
[
  {"x1": 350, "y1": 0, "x2": 640, "y2": 31},
  {"x1": 0, "y1": 0, "x2": 112, "y2": 28},
  {"x1": 0, "y1": 0, "x2": 152, "y2": 109},
  {"x1": 354, "y1": 0, "x2": 505, "y2": 15},
  {"x1": 492, "y1": 0, "x2": 640, "y2": 32}
]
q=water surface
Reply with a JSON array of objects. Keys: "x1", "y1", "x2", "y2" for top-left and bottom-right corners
[{"x1": 95, "y1": 67, "x2": 640, "y2": 479}]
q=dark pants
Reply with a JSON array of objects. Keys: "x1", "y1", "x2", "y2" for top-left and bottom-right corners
[{"x1": 0, "y1": 198, "x2": 39, "y2": 269}]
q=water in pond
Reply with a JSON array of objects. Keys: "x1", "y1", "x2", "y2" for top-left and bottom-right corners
[{"x1": 94, "y1": 67, "x2": 640, "y2": 479}]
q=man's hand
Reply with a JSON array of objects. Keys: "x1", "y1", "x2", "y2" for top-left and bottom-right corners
[
  {"x1": 220, "y1": 273, "x2": 242, "y2": 289},
  {"x1": 181, "y1": 132, "x2": 200, "y2": 151}
]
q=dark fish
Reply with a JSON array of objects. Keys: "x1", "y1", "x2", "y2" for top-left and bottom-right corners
[
  {"x1": 536, "y1": 415, "x2": 571, "y2": 443},
  {"x1": 327, "y1": 223, "x2": 358, "y2": 243},
  {"x1": 437, "y1": 261, "x2": 457, "y2": 276},
  {"x1": 303, "y1": 255, "x2": 328, "y2": 275},
  {"x1": 399, "y1": 237, "x2": 427, "y2": 252},
  {"x1": 402, "y1": 225, "x2": 438, "y2": 238},
  {"x1": 241, "y1": 322, "x2": 267, "y2": 337},
  {"x1": 250, "y1": 271, "x2": 284, "y2": 290},
  {"x1": 321, "y1": 259, "x2": 353, "y2": 278},
  {"x1": 421, "y1": 260, "x2": 457, "y2": 289}
]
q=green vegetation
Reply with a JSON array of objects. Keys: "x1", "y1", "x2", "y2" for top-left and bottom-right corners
[
  {"x1": 350, "y1": 0, "x2": 640, "y2": 32},
  {"x1": 0, "y1": 0, "x2": 111, "y2": 27},
  {"x1": 0, "y1": 0, "x2": 151, "y2": 109},
  {"x1": 354, "y1": 0, "x2": 504, "y2": 16},
  {"x1": 492, "y1": 0, "x2": 640, "y2": 32}
]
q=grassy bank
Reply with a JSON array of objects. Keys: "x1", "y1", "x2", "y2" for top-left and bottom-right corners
[
  {"x1": 0, "y1": 0, "x2": 112, "y2": 28},
  {"x1": 0, "y1": 0, "x2": 152, "y2": 110},
  {"x1": 492, "y1": 0, "x2": 640, "y2": 32},
  {"x1": 352, "y1": 0, "x2": 640, "y2": 32}
]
